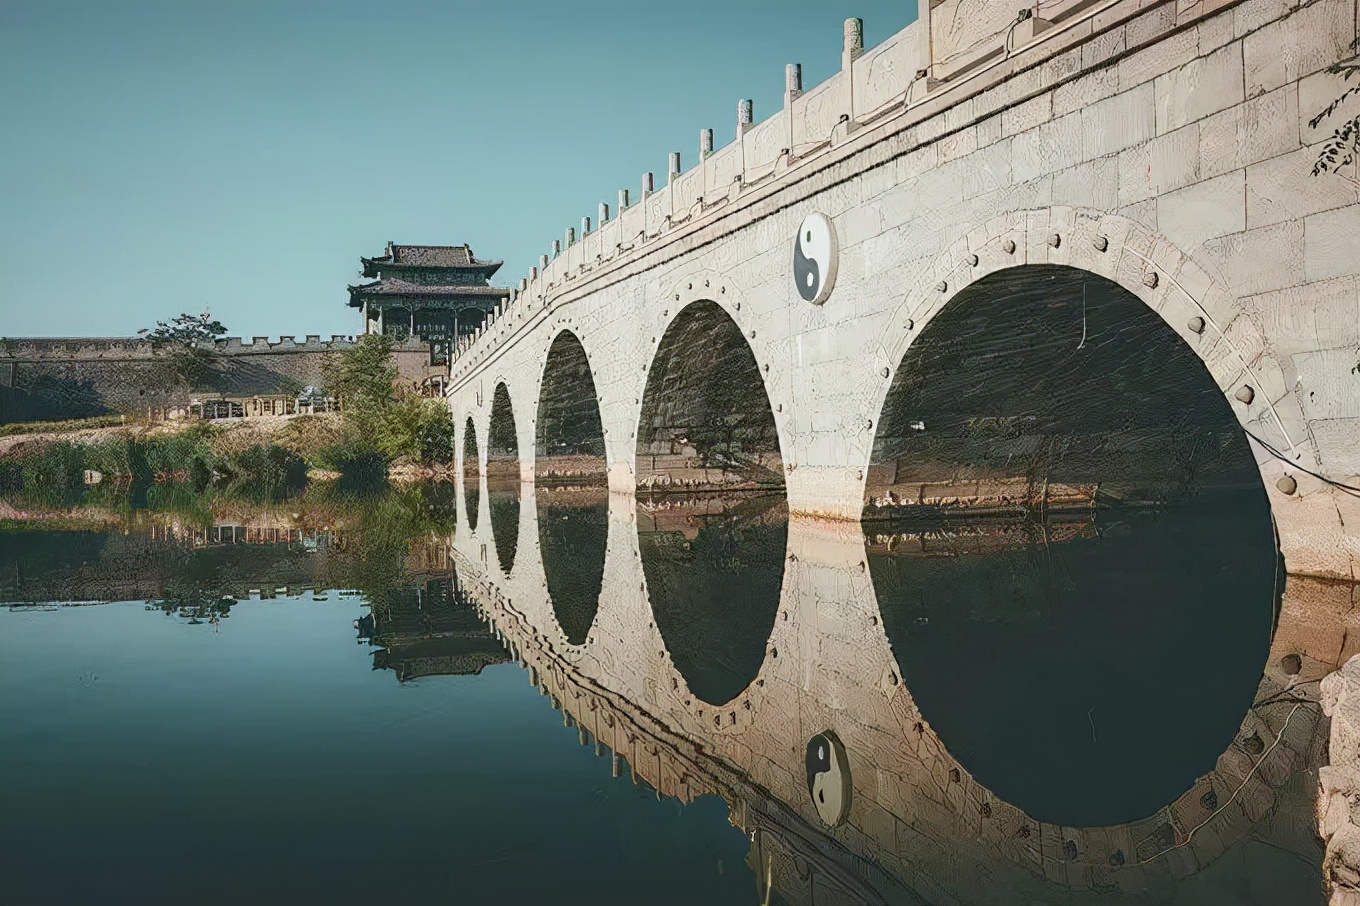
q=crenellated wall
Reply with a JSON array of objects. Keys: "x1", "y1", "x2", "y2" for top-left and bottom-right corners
[{"x1": 0, "y1": 335, "x2": 440, "y2": 423}]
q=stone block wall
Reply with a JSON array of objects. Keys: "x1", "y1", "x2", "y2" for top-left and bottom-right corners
[{"x1": 0, "y1": 335, "x2": 442, "y2": 423}]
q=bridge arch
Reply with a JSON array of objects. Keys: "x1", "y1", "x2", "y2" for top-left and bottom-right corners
[
  {"x1": 865, "y1": 208, "x2": 1308, "y2": 550},
  {"x1": 461, "y1": 416, "x2": 481, "y2": 532},
  {"x1": 635, "y1": 299, "x2": 785, "y2": 493},
  {"x1": 534, "y1": 329, "x2": 608, "y2": 646},
  {"x1": 860, "y1": 209, "x2": 1307, "y2": 831},
  {"x1": 535, "y1": 330, "x2": 606, "y2": 484},
  {"x1": 487, "y1": 382, "x2": 520, "y2": 575}
]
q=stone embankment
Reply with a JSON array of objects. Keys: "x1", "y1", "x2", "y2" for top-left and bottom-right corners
[{"x1": 1323, "y1": 655, "x2": 1360, "y2": 905}]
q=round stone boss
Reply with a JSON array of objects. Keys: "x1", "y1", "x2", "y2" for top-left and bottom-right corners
[
  {"x1": 793, "y1": 212, "x2": 838, "y2": 304},
  {"x1": 805, "y1": 730, "x2": 852, "y2": 825}
]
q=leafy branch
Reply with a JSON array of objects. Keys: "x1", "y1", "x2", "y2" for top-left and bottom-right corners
[
  {"x1": 1312, "y1": 36, "x2": 1360, "y2": 177},
  {"x1": 137, "y1": 311, "x2": 228, "y2": 385}
]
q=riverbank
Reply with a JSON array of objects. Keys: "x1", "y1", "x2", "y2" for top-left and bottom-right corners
[{"x1": 0, "y1": 412, "x2": 455, "y2": 490}]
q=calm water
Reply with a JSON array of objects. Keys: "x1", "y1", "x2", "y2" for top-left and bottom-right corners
[{"x1": 0, "y1": 481, "x2": 1325, "y2": 905}]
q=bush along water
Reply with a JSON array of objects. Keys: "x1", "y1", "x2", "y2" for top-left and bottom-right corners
[{"x1": 0, "y1": 425, "x2": 307, "y2": 506}]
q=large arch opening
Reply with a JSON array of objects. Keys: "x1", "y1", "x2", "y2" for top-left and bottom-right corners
[
  {"x1": 635, "y1": 301, "x2": 783, "y2": 494},
  {"x1": 462, "y1": 417, "x2": 480, "y2": 533},
  {"x1": 638, "y1": 494, "x2": 787, "y2": 706},
  {"x1": 535, "y1": 331, "x2": 606, "y2": 486},
  {"x1": 864, "y1": 264, "x2": 1277, "y2": 827},
  {"x1": 535, "y1": 331, "x2": 607, "y2": 644},
  {"x1": 487, "y1": 383, "x2": 520, "y2": 575}
]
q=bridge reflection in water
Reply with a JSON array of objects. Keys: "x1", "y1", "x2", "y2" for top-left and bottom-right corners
[{"x1": 453, "y1": 482, "x2": 1332, "y2": 905}]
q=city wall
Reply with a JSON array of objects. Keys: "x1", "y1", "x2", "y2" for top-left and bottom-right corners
[{"x1": 0, "y1": 335, "x2": 438, "y2": 423}]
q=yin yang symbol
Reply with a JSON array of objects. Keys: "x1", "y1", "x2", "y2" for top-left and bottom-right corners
[
  {"x1": 793, "y1": 212, "x2": 838, "y2": 305},
  {"x1": 805, "y1": 731, "x2": 852, "y2": 825}
]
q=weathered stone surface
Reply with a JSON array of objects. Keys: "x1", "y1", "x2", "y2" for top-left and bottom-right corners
[
  {"x1": 1156, "y1": 41, "x2": 1245, "y2": 133},
  {"x1": 1011, "y1": 110, "x2": 1086, "y2": 184},
  {"x1": 1300, "y1": 67, "x2": 1360, "y2": 145},
  {"x1": 1325, "y1": 658, "x2": 1360, "y2": 906},
  {"x1": 1201, "y1": 219, "x2": 1306, "y2": 296},
  {"x1": 1248, "y1": 146, "x2": 1357, "y2": 227},
  {"x1": 1244, "y1": 0, "x2": 1356, "y2": 96},
  {"x1": 1085, "y1": 83, "x2": 1158, "y2": 157},
  {"x1": 1306, "y1": 205, "x2": 1360, "y2": 283},
  {"x1": 1159, "y1": 168, "x2": 1246, "y2": 246},
  {"x1": 448, "y1": 0, "x2": 1360, "y2": 591},
  {"x1": 1199, "y1": 83, "x2": 1303, "y2": 178},
  {"x1": 1118, "y1": 122, "x2": 1202, "y2": 205}
]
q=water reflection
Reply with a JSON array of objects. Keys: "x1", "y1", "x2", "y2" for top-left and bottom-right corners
[
  {"x1": 489, "y1": 490, "x2": 520, "y2": 574},
  {"x1": 2, "y1": 472, "x2": 1336, "y2": 905},
  {"x1": 537, "y1": 486, "x2": 607, "y2": 645},
  {"x1": 463, "y1": 417, "x2": 481, "y2": 532},
  {"x1": 454, "y1": 488, "x2": 1329, "y2": 905},
  {"x1": 866, "y1": 502, "x2": 1276, "y2": 827},
  {"x1": 487, "y1": 381, "x2": 522, "y2": 575},
  {"x1": 0, "y1": 479, "x2": 458, "y2": 611},
  {"x1": 638, "y1": 493, "x2": 787, "y2": 705},
  {"x1": 354, "y1": 577, "x2": 508, "y2": 682}
]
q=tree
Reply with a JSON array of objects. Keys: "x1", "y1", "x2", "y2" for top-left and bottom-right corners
[
  {"x1": 138, "y1": 311, "x2": 228, "y2": 386},
  {"x1": 320, "y1": 335, "x2": 454, "y2": 466},
  {"x1": 1312, "y1": 37, "x2": 1360, "y2": 180},
  {"x1": 322, "y1": 334, "x2": 397, "y2": 411}
]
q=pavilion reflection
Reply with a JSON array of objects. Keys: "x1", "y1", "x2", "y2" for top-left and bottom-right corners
[
  {"x1": 453, "y1": 486, "x2": 1333, "y2": 905},
  {"x1": 354, "y1": 575, "x2": 508, "y2": 683}
]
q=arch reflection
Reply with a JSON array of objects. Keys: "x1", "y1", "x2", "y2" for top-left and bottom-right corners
[
  {"x1": 488, "y1": 383, "x2": 520, "y2": 575},
  {"x1": 864, "y1": 265, "x2": 1276, "y2": 827},
  {"x1": 462, "y1": 417, "x2": 480, "y2": 532},
  {"x1": 537, "y1": 486, "x2": 607, "y2": 645},
  {"x1": 639, "y1": 494, "x2": 787, "y2": 705}
]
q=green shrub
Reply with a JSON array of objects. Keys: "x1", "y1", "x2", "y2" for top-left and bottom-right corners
[{"x1": 216, "y1": 444, "x2": 308, "y2": 497}]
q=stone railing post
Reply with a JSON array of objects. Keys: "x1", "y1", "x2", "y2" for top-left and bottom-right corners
[
  {"x1": 737, "y1": 98, "x2": 753, "y2": 136},
  {"x1": 784, "y1": 63, "x2": 803, "y2": 154},
  {"x1": 784, "y1": 62, "x2": 803, "y2": 106},
  {"x1": 843, "y1": 18, "x2": 863, "y2": 122}
]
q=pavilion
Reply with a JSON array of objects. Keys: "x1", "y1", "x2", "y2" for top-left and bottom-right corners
[{"x1": 347, "y1": 243, "x2": 510, "y2": 366}]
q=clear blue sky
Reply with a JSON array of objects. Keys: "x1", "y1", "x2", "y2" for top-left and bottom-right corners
[{"x1": 0, "y1": 0, "x2": 916, "y2": 339}]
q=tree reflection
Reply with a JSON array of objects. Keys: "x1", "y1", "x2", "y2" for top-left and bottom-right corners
[{"x1": 1, "y1": 480, "x2": 460, "y2": 628}]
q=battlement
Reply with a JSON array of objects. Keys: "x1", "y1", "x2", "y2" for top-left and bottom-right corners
[
  {"x1": 213, "y1": 335, "x2": 362, "y2": 354},
  {"x1": 0, "y1": 333, "x2": 436, "y2": 362}
]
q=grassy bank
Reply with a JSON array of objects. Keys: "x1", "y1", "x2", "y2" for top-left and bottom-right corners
[{"x1": 1, "y1": 338, "x2": 458, "y2": 499}]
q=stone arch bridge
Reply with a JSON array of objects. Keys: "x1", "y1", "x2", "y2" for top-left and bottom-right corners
[
  {"x1": 441, "y1": 0, "x2": 1360, "y2": 897},
  {"x1": 448, "y1": 0, "x2": 1360, "y2": 582}
]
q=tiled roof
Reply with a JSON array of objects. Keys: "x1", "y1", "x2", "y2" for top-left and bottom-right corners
[
  {"x1": 361, "y1": 244, "x2": 503, "y2": 276},
  {"x1": 395, "y1": 245, "x2": 469, "y2": 267},
  {"x1": 347, "y1": 278, "x2": 511, "y2": 304}
]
